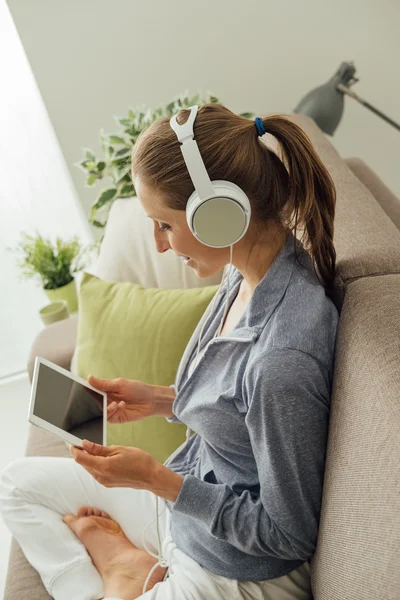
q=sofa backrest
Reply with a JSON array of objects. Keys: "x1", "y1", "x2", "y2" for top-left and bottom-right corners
[
  {"x1": 287, "y1": 116, "x2": 400, "y2": 599},
  {"x1": 311, "y1": 273, "x2": 400, "y2": 600},
  {"x1": 346, "y1": 156, "x2": 400, "y2": 230},
  {"x1": 93, "y1": 113, "x2": 400, "y2": 599}
]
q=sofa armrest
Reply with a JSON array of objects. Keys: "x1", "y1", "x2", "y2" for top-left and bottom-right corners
[{"x1": 27, "y1": 314, "x2": 78, "y2": 383}]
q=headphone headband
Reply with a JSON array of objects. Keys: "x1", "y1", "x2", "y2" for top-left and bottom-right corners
[
  {"x1": 170, "y1": 105, "x2": 215, "y2": 199},
  {"x1": 169, "y1": 104, "x2": 198, "y2": 143}
]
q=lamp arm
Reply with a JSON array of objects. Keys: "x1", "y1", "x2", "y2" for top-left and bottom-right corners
[{"x1": 337, "y1": 83, "x2": 400, "y2": 131}]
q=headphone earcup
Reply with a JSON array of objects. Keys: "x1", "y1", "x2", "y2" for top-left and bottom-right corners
[{"x1": 186, "y1": 181, "x2": 251, "y2": 249}]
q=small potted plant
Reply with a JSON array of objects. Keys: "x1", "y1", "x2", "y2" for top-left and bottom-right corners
[{"x1": 9, "y1": 230, "x2": 95, "y2": 313}]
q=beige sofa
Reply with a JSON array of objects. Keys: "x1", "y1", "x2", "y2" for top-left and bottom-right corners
[{"x1": 3, "y1": 114, "x2": 400, "y2": 600}]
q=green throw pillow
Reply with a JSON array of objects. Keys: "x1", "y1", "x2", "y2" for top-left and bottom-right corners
[{"x1": 76, "y1": 271, "x2": 219, "y2": 463}]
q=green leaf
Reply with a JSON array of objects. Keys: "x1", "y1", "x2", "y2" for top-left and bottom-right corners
[
  {"x1": 240, "y1": 112, "x2": 254, "y2": 119},
  {"x1": 87, "y1": 173, "x2": 97, "y2": 186},
  {"x1": 110, "y1": 159, "x2": 130, "y2": 172},
  {"x1": 80, "y1": 159, "x2": 98, "y2": 172},
  {"x1": 91, "y1": 220, "x2": 106, "y2": 228},
  {"x1": 109, "y1": 135, "x2": 125, "y2": 145},
  {"x1": 115, "y1": 148, "x2": 131, "y2": 159},
  {"x1": 127, "y1": 126, "x2": 140, "y2": 138},
  {"x1": 120, "y1": 184, "x2": 134, "y2": 196},
  {"x1": 97, "y1": 161, "x2": 106, "y2": 171},
  {"x1": 85, "y1": 149, "x2": 96, "y2": 161},
  {"x1": 117, "y1": 173, "x2": 131, "y2": 185},
  {"x1": 85, "y1": 161, "x2": 96, "y2": 172},
  {"x1": 118, "y1": 118, "x2": 131, "y2": 127},
  {"x1": 117, "y1": 164, "x2": 131, "y2": 178},
  {"x1": 93, "y1": 188, "x2": 117, "y2": 211}
]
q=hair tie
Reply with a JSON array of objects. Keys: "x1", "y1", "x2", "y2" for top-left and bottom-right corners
[{"x1": 254, "y1": 117, "x2": 266, "y2": 137}]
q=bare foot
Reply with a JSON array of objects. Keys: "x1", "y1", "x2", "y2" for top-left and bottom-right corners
[{"x1": 63, "y1": 506, "x2": 167, "y2": 599}]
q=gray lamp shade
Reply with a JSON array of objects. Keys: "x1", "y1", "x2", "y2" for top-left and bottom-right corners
[
  {"x1": 294, "y1": 61, "x2": 400, "y2": 135},
  {"x1": 294, "y1": 62, "x2": 357, "y2": 135}
]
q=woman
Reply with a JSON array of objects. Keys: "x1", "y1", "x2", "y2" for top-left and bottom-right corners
[{"x1": 0, "y1": 104, "x2": 339, "y2": 600}]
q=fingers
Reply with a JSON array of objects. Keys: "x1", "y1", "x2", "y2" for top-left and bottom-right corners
[
  {"x1": 70, "y1": 444, "x2": 109, "y2": 470},
  {"x1": 107, "y1": 401, "x2": 126, "y2": 423},
  {"x1": 88, "y1": 375, "x2": 117, "y2": 393}
]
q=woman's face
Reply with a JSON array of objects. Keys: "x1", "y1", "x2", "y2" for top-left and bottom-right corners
[{"x1": 134, "y1": 176, "x2": 228, "y2": 278}]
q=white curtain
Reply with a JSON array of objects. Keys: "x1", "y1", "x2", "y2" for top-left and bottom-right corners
[{"x1": 0, "y1": 0, "x2": 93, "y2": 379}]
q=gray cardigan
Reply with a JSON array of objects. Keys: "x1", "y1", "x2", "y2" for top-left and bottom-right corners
[{"x1": 165, "y1": 231, "x2": 339, "y2": 581}]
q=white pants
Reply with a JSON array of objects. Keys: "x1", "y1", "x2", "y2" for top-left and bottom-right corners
[{"x1": 0, "y1": 456, "x2": 312, "y2": 600}]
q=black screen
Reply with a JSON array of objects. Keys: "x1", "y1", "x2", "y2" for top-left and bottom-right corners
[{"x1": 34, "y1": 363, "x2": 105, "y2": 444}]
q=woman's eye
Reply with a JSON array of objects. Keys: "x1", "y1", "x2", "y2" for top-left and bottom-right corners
[{"x1": 158, "y1": 223, "x2": 170, "y2": 232}]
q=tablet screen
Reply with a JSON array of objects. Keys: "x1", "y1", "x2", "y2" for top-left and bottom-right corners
[{"x1": 34, "y1": 362, "x2": 104, "y2": 444}]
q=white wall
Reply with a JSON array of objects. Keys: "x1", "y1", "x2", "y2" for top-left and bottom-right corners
[
  {"x1": 7, "y1": 0, "x2": 400, "y2": 233},
  {"x1": 0, "y1": 0, "x2": 93, "y2": 378}
]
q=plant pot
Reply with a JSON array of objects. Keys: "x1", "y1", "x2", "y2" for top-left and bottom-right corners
[
  {"x1": 39, "y1": 300, "x2": 70, "y2": 326},
  {"x1": 44, "y1": 278, "x2": 78, "y2": 313}
]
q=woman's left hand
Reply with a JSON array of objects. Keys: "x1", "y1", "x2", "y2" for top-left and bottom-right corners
[{"x1": 69, "y1": 440, "x2": 157, "y2": 490}]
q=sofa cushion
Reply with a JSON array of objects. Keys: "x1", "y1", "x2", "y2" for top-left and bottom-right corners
[
  {"x1": 4, "y1": 537, "x2": 53, "y2": 600},
  {"x1": 74, "y1": 271, "x2": 219, "y2": 462},
  {"x1": 311, "y1": 274, "x2": 400, "y2": 599}
]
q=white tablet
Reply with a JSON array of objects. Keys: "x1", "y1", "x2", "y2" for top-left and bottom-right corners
[{"x1": 29, "y1": 357, "x2": 108, "y2": 448}]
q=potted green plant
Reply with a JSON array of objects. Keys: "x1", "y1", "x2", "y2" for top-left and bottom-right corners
[
  {"x1": 77, "y1": 90, "x2": 254, "y2": 237},
  {"x1": 9, "y1": 231, "x2": 95, "y2": 313}
]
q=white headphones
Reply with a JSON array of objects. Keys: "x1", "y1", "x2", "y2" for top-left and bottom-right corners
[{"x1": 169, "y1": 105, "x2": 252, "y2": 248}]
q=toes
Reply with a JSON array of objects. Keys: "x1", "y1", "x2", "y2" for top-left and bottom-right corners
[
  {"x1": 63, "y1": 514, "x2": 78, "y2": 530},
  {"x1": 77, "y1": 506, "x2": 110, "y2": 519}
]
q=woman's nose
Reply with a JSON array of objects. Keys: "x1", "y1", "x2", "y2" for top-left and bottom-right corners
[
  {"x1": 154, "y1": 236, "x2": 170, "y2": 254},
  {"x1": 153, "y1": 224, "x2": 170, "y2": 253}
]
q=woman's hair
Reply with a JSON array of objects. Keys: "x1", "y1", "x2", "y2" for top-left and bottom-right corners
[{"x1": 131, "y1": 103, "x2": 337, "y2": 302}]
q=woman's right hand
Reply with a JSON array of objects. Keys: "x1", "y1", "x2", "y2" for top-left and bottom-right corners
[{"x1": 87, "y1": 375, "x2": 155, "y2": 424}]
